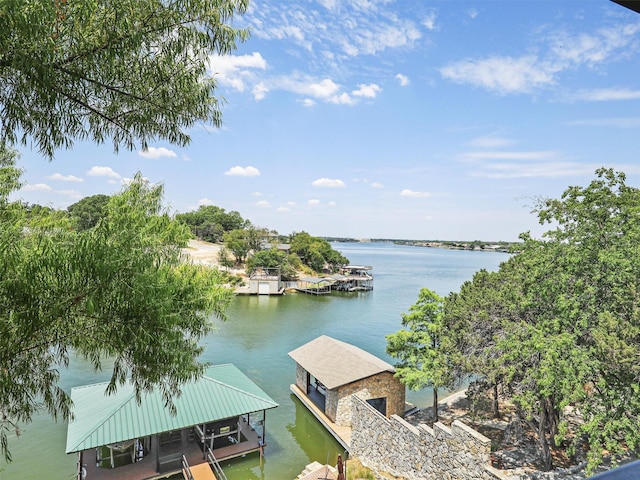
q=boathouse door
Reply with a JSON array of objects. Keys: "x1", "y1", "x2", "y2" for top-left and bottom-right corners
[
  {"x1": 258, "y1": 282, "x2": 270, "y2": 295},
  {"x1": 366, "y1": 397, "x2": 387, "y2": 416}
]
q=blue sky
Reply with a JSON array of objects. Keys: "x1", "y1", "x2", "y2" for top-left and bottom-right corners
[{"x1": 13, "y1": 0, "x2": 640, "y2": 241}]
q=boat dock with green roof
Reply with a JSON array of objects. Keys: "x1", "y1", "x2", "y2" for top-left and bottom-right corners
[{"x1": 65, "y1": 364, "x2": 278, "y2": 480}]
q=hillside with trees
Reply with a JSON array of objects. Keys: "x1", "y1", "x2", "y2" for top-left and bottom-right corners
[
  {"x1": 175, "y1": 206, "x2": 349, "y2": 278},
  {"x1": 386, "y1": 168, "x2": 640, "y2": 474}
]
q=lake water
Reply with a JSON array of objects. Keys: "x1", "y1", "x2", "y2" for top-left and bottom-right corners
[{"x1": 0, "y1": 242, "x2": 510, "y2": 480}]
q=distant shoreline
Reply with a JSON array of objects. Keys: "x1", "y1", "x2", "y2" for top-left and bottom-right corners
[{"x1": 327, "y1": 238, "x2": 518, "y2": 253}]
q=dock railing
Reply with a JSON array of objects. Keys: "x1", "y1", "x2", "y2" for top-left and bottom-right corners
[
  {"x1": 181, "y1": 455, "x2": 195, "y2": 480},
  {"x1": 206, "y1": 447, "x2": 229, "y2": 480}
]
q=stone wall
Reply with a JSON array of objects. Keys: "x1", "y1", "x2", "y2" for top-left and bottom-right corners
[
  {"x1": 295, "y1": 364, "x2": 308, "y2": 394},
  {"x1": 332, "y1": 372, "x2": 405, "y2": 427},
  {"x1": 350, "y1": 396, "x2": 503, "y2": 480}
]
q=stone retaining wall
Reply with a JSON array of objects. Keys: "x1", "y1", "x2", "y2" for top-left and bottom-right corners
[{"x1": 350, "y1": 395, "x2": 504, "y2": 480}]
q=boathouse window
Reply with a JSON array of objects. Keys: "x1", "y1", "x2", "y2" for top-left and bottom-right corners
[{"x1": 367, "y1": 397, "x2": 387, "y2": 416}]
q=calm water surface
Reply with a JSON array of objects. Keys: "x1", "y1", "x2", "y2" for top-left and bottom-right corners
[{"x1": 0, "y1": 242, "x2": 509, "y2": 480}]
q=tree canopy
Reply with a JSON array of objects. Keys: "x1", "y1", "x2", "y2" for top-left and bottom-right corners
[
  {"x1": 386, "y1": 288, "x2": 451, "y2": 421},
  {"x1": 176, "y1": 205, "x2": 249, "y2": 243},
  {"x1": 388, "y1": 168, "x2": 640, "y2": 472},
  {"x1": 67, "y1": 193, "x2": 110, "y2": 231},
  {"x1": 0, "y1": 152, "x2": 234, "y2": 461},
  {"x1": 289, "y1": 232, "x2": 348, "y2": 273},
  {"x1": 0, "y1": 0, "x2": 249, "y2": 158}
]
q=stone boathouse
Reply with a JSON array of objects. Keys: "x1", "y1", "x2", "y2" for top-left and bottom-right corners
[{"x1": 288, "y1": 335, "x2": 405, "y2": 429}]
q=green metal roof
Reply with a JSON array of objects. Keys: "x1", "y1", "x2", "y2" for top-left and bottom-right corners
[{"x1": 65, "y1": 364, "x2": 278, "y2": 453}]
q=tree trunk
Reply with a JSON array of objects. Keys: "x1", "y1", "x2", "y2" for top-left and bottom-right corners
[
  {"x1": 492, "y1": 383, "x2": 500, "y2": 418},
  {"x1": 538, "y1": 399, "x2": 553, "y2": 471},
  {"x1": 433, "y1": 387, "x2": 439, "y2": 423},
  {"x1": 545, "y1": 396, "x2": 560, "y2": 446}
]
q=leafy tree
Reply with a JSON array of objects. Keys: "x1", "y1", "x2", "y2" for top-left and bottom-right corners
[
  {"x1": 440, "y1": 168, "x2": 640, "y2": 472},
  {"x1": 528, "y1": 168, "x2": 640, "y2": 470},
  {"x1": 0, "y1": 158, "x2": 234, "y2": 461},
  {"x1": 386, "y1": 288, "x2": 451, "y2": 422},
  {"x1": 245, "y1": 225, "x2": 270, "y2": 253},
  {"x1": 67, "y1": 194, "x2": 110, "y2": 230},
  {"x1": 289, "y1": 232, "x2": 348, "y2": 273},
  {"x1": 246, "y1": 248, "x2": 298, "y2": 280},
  {"x1": 217, "y1": 246, "x2": 235, "y2": 269},
  {"x1": 176, "y1": 205, "x2": 248, "y2": 242},
  {"x1": 0, "y1": 0, "x2": 249, "y2": 158},
  {"x1": 22, "y1": 202, "x2": 71, "y2": 228},
  {"x1": 445, "y1": 269, "x2": 516, "y2": 419},
  {"x1": 223, "y1": 228, "x2": 249, "y2": 265}
]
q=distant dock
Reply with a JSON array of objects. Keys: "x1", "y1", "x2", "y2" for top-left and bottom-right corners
[{"x1": 294, "y1": 265, "x2": 373, "y2": 295}]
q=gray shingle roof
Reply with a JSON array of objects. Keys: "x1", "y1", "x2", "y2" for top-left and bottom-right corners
[{"x1": 288, "y1": 335, "x2": 395, "y2": 390}]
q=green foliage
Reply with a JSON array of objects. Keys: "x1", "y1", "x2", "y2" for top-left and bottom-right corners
[
  {"x1": 0, "y1": 161, "x2": 234, "y2": 462},
  {"x1": 217, "y1": 246, "x2": 235, "y2": 269},
  {"x1": 436, "y1": 168, "x2": 640, "y2": 472},
  {"x1": 289, "y1": 231, "x2": 348, "y2": 273},
  {"x1": 0, "y1": 0, "x2": 249, "y2": 158},
  {"x1": 176, "y1": 205, "x2": 248, "y2": 243},
  {"x1": 246, "y1": 248, "x2": 298, "y2": 280},
  {"x1": 386, "y1": 288, "x2": 451, "y2": 419},
  {"x1": 222, "y1": 228, "x2": 250, "y2": 265},
  {"x1": 67, "y1": 194, "x2": 110, "y2": 231}
]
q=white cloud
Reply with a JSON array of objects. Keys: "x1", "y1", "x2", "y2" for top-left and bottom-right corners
[
  {"x1": 271, "y1": 75, "x2": 380, "y2": 105},
  {"x1": 308, "y1": 79, "x2": 341, "y2": 98},
  {"x1": 256, "y1": 200, "x2": 271, "y2": 207},
  {"x1": 352, "y1": 83, "x2": 381, "y2": 98},
  {"x1": 224, "y1": 166, "x2": 261, "y2": 177},
  {"x1": 422, "y1": 10, "x2": 437, "y2": 31},
  {"x1": 252, "y1": 82, "x2": 270, "y2": 100},
  {"x1": 457, "y1": 149, "x2": 598, "y2": 178},
  {"x1": 459, "y1": 150, "x2": 559, "y2": 161},
  {"x1": 440, "y1": 23, "x2": 640, "y2": 95},
  {"x1": 87, "y1": 166, "x2": 121, "y2": 179},
  {"x1": 312, "y1": 178, "x2": 346, "y2": 188},
  {"x1": 547, "y1": 24, "x2": 640, "y2": 69},
  {"x1": 370, "y1": 182, "x2": 384, "y2": 188},
  {"x1": 470, "y1": 161, "x2": 598, "y2": 179},
  {"x1": 317, "y1": 0, "x2": 338, "y2": 11},
  {"x1": 23, "y1": 183, "x2": 53, "y2": 192},
  {"x1": 251, "y1": 4, "x2": 421, "y2": 58},
  {"x1": 343, "y1": 19, "x2": 422, "y2": 56},
  {"x1": 395, "y1": 73, "x2": 410, "y2": 87},
  {"x1": 329, "y1": 92, "x2": 356, "y2": 105},
  {"x1": 48, "y1": 173, "x2": 83, "y2": 182},
  {"x1": 198, "y1": 198, "x2": 214, "y2": 206},
  {"x1": 468, "y1": 136, "x2": 515, "y2": 148},
  {"x1": 571, "y1": 88, "x2": 640, "y2": 102},
  {"x1": 328, "y1": 201, "x2": 337, "y2": 207},
  {"x1": 138, "y1": 146, "x2": 177, "y2": 159},
  {"x1": 330, "y1": 92, "x2": 356, "y2": 105},
  {"x1": 207, "y1": 52, "x2": 267, "y2": 92},
  {"x1": 252, "y1": 191, "x2": 262, "y2": 196},
  {"x1": 467, "y1": 8, "x2": 478, "y2": 20},
  {"x1": 55, "y1": 189, "x2": 82, "y2": 200},
  {"x1": 308, "y1": 199, "x2": 321, "y2": 205},
  {"x1": 440, "y1": 55, "x2": 555, "y2": 94},
  {"x1": 400, "y1": 189, "x2": 430, "y2": 198},
  {"x1": 567, "y1": 117, "x2": 640, "y2": 128}
]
